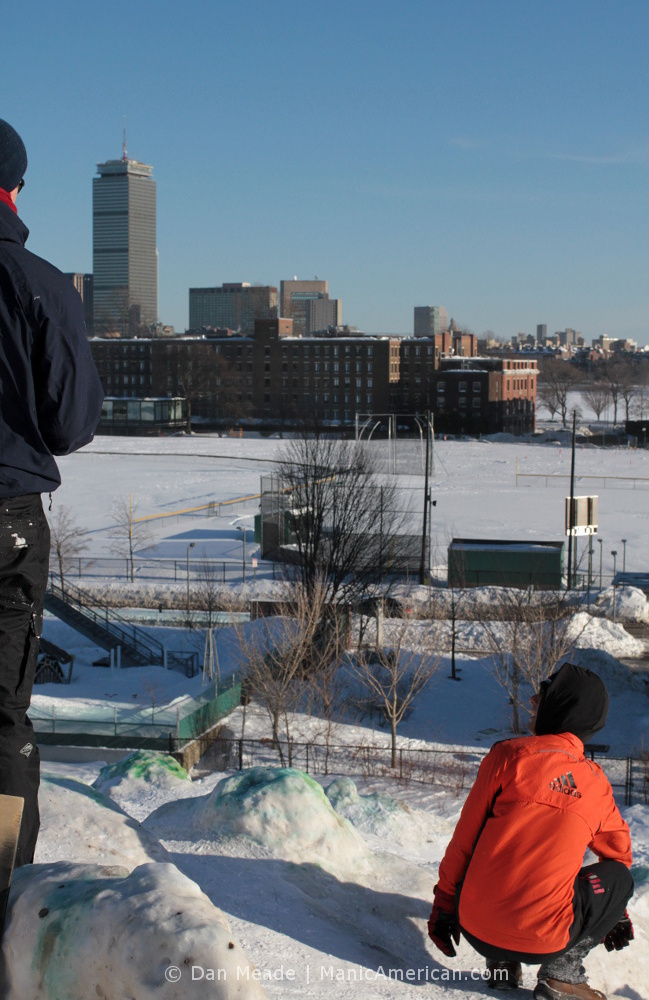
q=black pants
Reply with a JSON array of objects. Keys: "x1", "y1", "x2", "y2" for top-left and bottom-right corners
[
  {"x1": 462, "y1": 860, "x2": 634, "y2": 971},
  {"x1": 0, "y1": 494, "x2": 49, "y2": 867}
]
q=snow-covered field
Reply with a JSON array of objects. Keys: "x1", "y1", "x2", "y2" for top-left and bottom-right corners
[{"x1": 3, "y1": 432, "x2": 649, "y2": 999}]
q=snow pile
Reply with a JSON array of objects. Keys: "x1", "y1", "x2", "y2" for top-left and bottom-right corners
[
  {"x1": 93, "y1": 750, "x2": 191, "y2": 816},
  {"x1": 324, "y1": 777, "x2": 455, "y2": 856},
  {"x1": 3, "y1": 861, "x2": 268, "y2": 1000},
  {"x1": 569, "y1": 612, "x2": 647, "y2": 660},
  {"x1": 36, "y1": 774, "x2": 171, "y2": 869},
  {"x1": 595, "y1": 586, "x2": 649, "y2": 624},
  {"x1": 146, "y1": 766, "x2": 369, "y2": 870}
]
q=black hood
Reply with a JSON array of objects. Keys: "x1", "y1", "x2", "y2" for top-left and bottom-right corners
[{"x1": 535, "y1": 662, "x2": 609, "y2": 744}]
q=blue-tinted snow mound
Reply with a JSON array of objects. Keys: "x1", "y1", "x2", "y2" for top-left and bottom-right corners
[
  {"x1": 4, "y1": 861, "x2": 267, "y2": 1000},
  {"x1": 147, "y1": 766, "x2": 369, "y2": 868},
  {"x1": 93, "y1": 750, "x2": 190, "y2": 794}
]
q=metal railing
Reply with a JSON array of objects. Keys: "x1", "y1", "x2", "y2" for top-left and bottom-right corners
[
  {"x1": 47, "y1": 576, "x2": 165, "y2": 664},
  {"x1": 188, "y1": 737, "x2": 648, "y2": 806}
]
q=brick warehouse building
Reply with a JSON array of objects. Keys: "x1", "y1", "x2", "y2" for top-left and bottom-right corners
[{"x1": 90, "y1": 324, "x2": 537, "y2": 434}]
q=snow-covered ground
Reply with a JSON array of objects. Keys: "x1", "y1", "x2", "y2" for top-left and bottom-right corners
[
  {"x1": 3, "y1": 433, "x2": 648, "y2": 998},
  {"x1": 50, "y1": 431, "x2": 649, "y2": 587}
]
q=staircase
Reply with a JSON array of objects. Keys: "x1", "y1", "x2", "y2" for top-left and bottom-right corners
[{"x1": 44, "y1": 578, "x2": 165, "y2": 667}]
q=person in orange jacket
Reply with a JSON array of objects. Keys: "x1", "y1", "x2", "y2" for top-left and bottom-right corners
[{"x1": 428, "y1": 662, "x2": 634, "y2": 1000}]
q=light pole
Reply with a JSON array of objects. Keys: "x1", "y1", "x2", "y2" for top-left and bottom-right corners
[
  {"x1": 597, "y1": 538, "x2": 603, "y2": 590},
  {"x1": 621, "y1": 539, "x2": 627, "y2": 574},
  {"x1": 611, "y1": 549, "x2": 618, "y2": 623},
  {"x1": 186, "y1": 542, "x2": 195, "y2": 618}
]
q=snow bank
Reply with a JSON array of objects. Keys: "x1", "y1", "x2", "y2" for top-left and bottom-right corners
[
  {"x1": 3, "y1": 861, "x2": 268, "y2": 1000},
  {"x1": 36, "y1": 774, "x2": 171, "y2": 869},
  {"x1": 94, "y1": 750, "x2": 191, "y2": 792},
  {"x1": 595, "y1": 586, "x2": 649, "y2": 624},
  {"x1": 325, "y1": 776, "x2": 453, "y2": 850},
  {"x1": 146, "y1": 766, "x2": 370, "y2": 870},
  {"x1": 569, "y1": 612, "x2": 648, "y2": 662}
]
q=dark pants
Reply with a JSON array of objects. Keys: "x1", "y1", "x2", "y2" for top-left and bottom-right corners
[
  {"x1": 0, "y1": 494, "x2": 49, "y2": 867},
  {"x1": 462, "y1": 860, "x2": 634, "y2": 981}
]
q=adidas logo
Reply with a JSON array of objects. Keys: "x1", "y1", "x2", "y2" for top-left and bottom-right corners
[
  {"x1": 19, "y1": 743, "x2": 34, "y2": 757},
  {"x1": 549, "y1": 771, "x2": 581, "y2": 798}
]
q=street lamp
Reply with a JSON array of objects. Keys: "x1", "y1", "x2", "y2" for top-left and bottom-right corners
[
  {"x1": 186, "y1": 542, "x2": 196, "y2": 617},
  {"x1": 597, "y1": 538, "x2": 603, "y2": 590},
  {"x1": 611, "y1": 549, "x2": 618, "y2": 623},
  {"x1": 621, "y1": 539, "x2": 627, "y2": 574},
  {"x1": 238, "y1": 525, "x2": 247, "y2": 583}
]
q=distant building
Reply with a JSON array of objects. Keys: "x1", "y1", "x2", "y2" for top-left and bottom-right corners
[
  {"x1": 93, "y1": 155, "x2": 157, "y2": 334},
  {"x1": 65, "y1": 272, "x2": 93, "y2": 335},
  {"x1": 280, "y1": 279, "x2": 331, "y2": 337},
  {"x1": 305, "y1": 297, "x2": 342, "y2": 334},
  {"x1": 536, "y1": 324, "x2": 547, "y2": 343},
  {"x1": 431, "y1": 357, "x2": 538, "y2": 435},
  {"x1": 413, "y1": 305, "x2": 449, "y2": 337},
  {"x1": 188, "y1": 283, "x2": 277, "y2": 334}
]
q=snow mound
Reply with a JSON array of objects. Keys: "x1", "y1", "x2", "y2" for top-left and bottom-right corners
[
  {"x1": 147, "y1": 766, "x2": 369, "y2": 870},
  {"x1": 36, "y1": 773, "x2": 171, "y2": 869},
  {"x1": 3, "y1": 861, "x2": 267, "y2": 1000},
  {"x1": 94, "y1": 750, "x2": 190, "y2": 792},
  {"x1": 595, "y1": 586, "x2": 649, "y2": 624},
  {"x1": 569, "y1": 612, "x2": 647, "y2": 659}
]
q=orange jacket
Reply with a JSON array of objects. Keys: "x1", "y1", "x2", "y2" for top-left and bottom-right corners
[{"x1": 437, "y1": 733, "x2": 632, "y2": 954}]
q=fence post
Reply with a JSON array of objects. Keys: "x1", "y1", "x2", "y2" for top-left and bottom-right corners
[
  {"x1": 399, "y1": 747, "x2": 403, "y2": 779},
  {"x1": 625, "y1": 757, "x2": 633, "y2": 807},
  {"x1": 306, "y1": 743, "x2": 309, "y2": 773},
  {"x1": 238, "y1": 739, "x2": 243, "y2": 770},
  {"x1": 114, "y1": 707, "x2": 117, "y2": 736},
  {"x1": 52, "y1": 704, "x2": 56, "y2": 734}
]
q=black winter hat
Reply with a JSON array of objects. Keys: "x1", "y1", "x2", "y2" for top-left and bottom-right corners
[
  {"x1": 535, "y1": 662, "x2": 609, "y2": 744},
  {"x1": 0, "y1": 119, "x2": 28, "y2": 192}
]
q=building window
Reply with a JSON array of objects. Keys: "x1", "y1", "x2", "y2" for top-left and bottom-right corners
[
  {"x1": 459, "y1": 381, "x2": 467, "y2": 393},
  {"x1": 472, "y1": 398, "x2": 481, "y2": 409},
  {"x1": 473, "y1": 381, "x2": 481, "y2": 393}
]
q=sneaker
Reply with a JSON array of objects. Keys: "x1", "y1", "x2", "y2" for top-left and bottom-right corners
[
  {"x1": 487, "y1": 960, "x2": 523, "y2": 991},
  {"x1": 534, "y1": 979, "x2": 606, "y2": 1000}
]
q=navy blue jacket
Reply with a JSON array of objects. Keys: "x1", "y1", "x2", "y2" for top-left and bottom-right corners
[{"x1": 0, "y1": 200, "x2": 103, "y2": 496}]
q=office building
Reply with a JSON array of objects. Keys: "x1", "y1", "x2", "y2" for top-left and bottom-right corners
[
  {"x1": 414, "y1": 305, "x2": 449, "y2": 338},
  {"x1": 280, "y1": 279, "x2": 331, "y2": 337},
  {"x1": 305, "y1": 297, "x2": 342, "y2": 333},
  {"x1": 65, "y1": 272, "x2": 94, "y2": 335},
  {"x1": 93, "y1": 155, "x2": 157, "y2": 334},
  {"x1": 188, "y1": 283, "x2": 277, "y2": 334}
]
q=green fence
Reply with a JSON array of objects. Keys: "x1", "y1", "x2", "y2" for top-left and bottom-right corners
[{"x1": 34, "y1": 682, "x2": 242, "y2": 752}]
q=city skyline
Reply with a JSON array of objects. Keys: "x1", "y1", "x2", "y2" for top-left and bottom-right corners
[{"x1": 2, "y1": 1, "x2": 647, "y2": 343}]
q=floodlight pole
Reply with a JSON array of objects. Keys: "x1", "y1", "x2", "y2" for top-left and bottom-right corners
[
  {"x1": 566, "y1": 411, "x2": 576, "y2": 589},
  {"x1": 597, "y1": 538, "x2": 603, "y2": 590},
  {"x1": 186, "y1": 542, "x2": 195, "y2": 618},
  {"x1": 419, "y1": 411, "x2": 431, "y2": 586},
  {"x1": 622, "y1": 539, "x2": 627, "y2": 573}
]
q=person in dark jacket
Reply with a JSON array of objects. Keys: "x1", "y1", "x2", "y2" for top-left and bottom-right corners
[
  {"x1": 427, "y1": 663, "x2": 634, "y2": 1000},
  {"x1": 0, "y1": 118, "x2": 103, "y2": 866}
]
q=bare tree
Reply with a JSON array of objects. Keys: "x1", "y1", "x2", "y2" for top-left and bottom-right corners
[
  {"x1": 480, "y1": 587, "x2": 586, "y2": 733},
  {"x1": 48, "y1": 505, "x2": 89, "y2": 591},
  {"x1": 233, "y1": 581, "x2": 347, "y2": 763},
  {"x1": 109, "y1": 495, "x2": 153, "y2": 583},
  {"x1": 538, "y1": 358, "x2": 578, "y2": 427},
  {"x1": 348, "y1": 616, "x2": 443, "y2": 767},
  {"x1": 274, "y1": 433, "x2": 409, "y2": 605},
  {"x1": 582, "y1": 383, "x2": 610, "y2": 421}
]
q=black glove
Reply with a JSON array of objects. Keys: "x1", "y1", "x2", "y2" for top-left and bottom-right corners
[
  {"x1": 428, "y1": 887, "x2": 460, "y2": 958},
  {"x1": 603, "y1": 911, "x2": 634, "y2": 952}
]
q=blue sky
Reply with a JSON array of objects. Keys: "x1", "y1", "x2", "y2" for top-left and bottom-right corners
[{"x1": 2, "y1": 0, "x2": 648, "y2": 343}]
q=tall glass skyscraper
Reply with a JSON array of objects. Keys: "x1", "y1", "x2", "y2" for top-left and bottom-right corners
[{"x1": 92, "y1": 156, "x2": 157, "y2": 334}]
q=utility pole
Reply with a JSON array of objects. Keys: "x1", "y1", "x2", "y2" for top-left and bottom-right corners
[
  {"x1": 566, "y1": 411, "x2": 576, "y2": 589},
  {"x1": 419, "y1": 412, "x2": 431, "y2": 586}
]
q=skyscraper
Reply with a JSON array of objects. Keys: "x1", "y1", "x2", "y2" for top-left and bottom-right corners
[
  {"x1": 280, "y1": 279, "x2": 329, "y2": 337},
  {"x1": 413, "y1": 305, "x2": 449, "y2": 337},
  {"x1": 93, "y1": 154, "x2": 157, "y2": 335}
]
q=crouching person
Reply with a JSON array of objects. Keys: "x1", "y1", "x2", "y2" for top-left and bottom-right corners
[{"x1": 428, "y1": 663, "x2": 633, "y2": 1000}]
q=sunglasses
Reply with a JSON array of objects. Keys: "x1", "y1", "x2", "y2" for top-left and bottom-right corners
[{"x1": 18, "y1": 179, "x2": 25, "y2": 193}]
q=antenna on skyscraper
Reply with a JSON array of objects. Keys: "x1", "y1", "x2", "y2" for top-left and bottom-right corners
[{"x1": 122, "y1": 116, "x2": 128, "y2": 162}]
